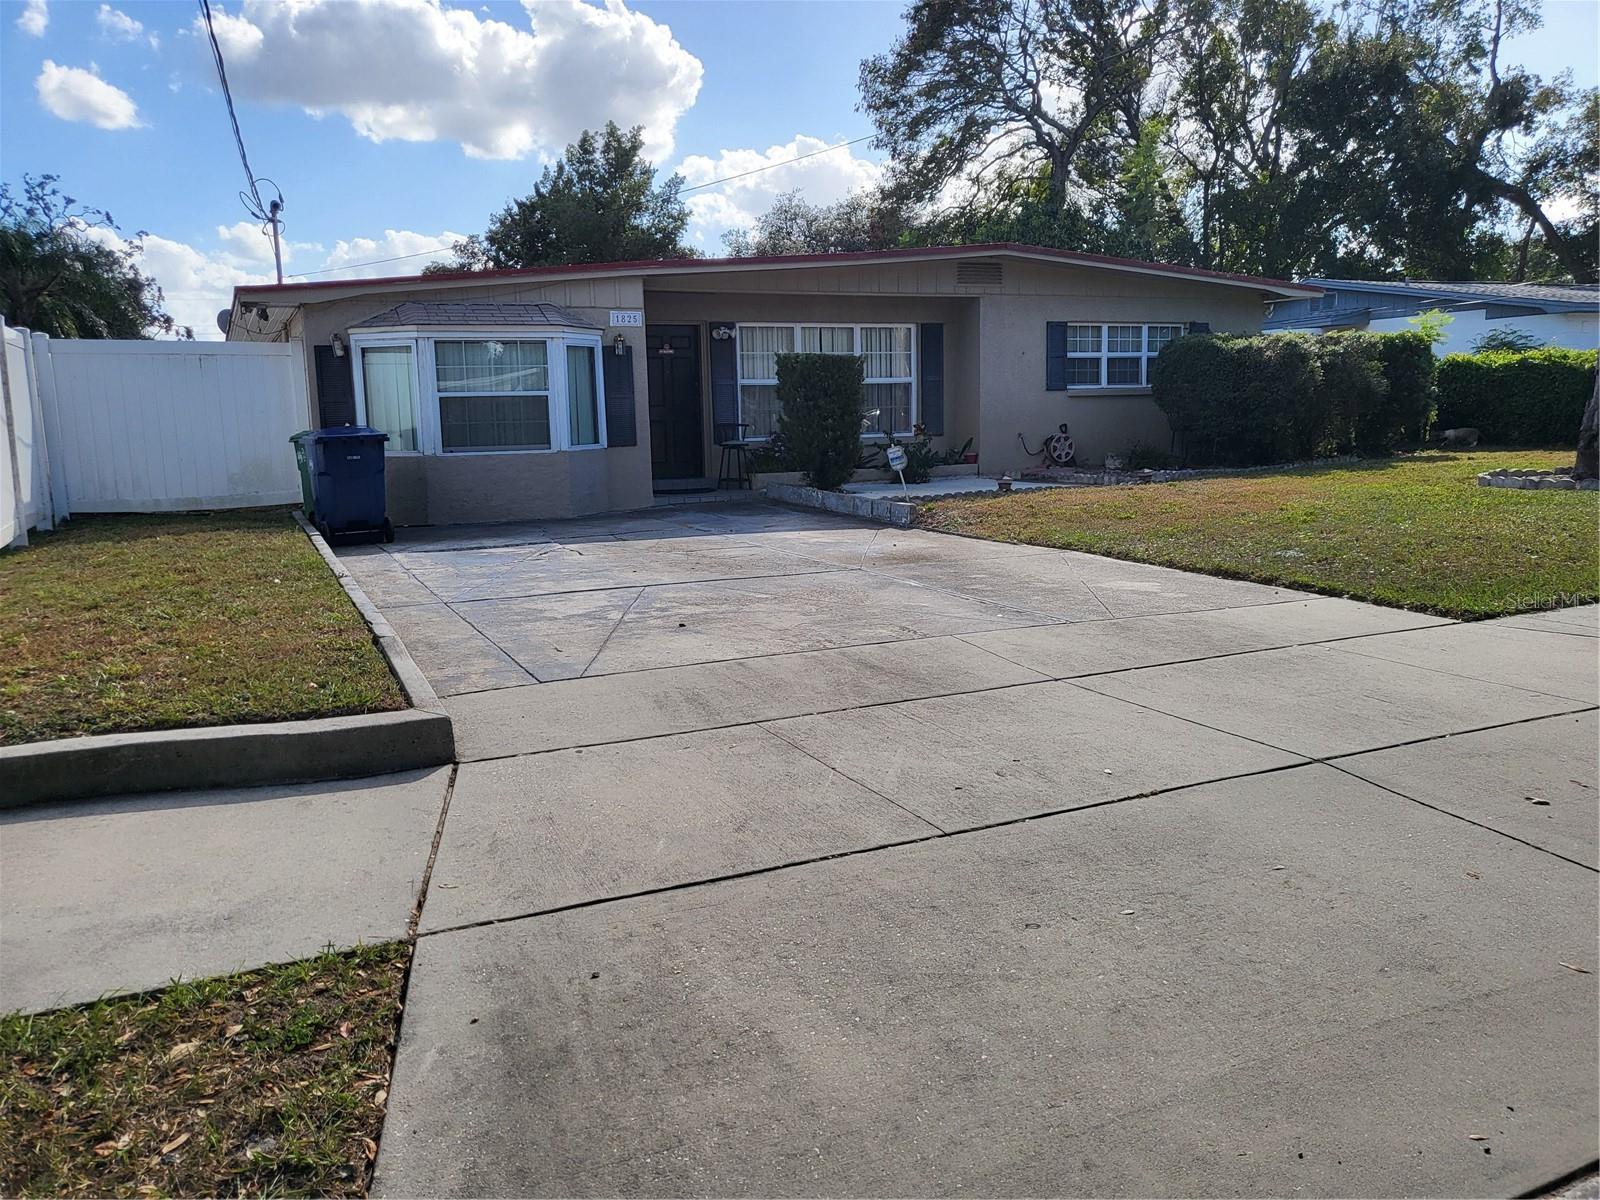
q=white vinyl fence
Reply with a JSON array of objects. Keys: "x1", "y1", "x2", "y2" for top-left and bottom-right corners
[{"x1": 1, "y1": 321, "x2": 310, "y2": 546}]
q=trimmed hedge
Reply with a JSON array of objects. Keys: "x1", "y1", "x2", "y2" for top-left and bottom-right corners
[
  {"x1": 775, "y1": 352, "x2": 865, "y2": 490},
  {"x1": 1435, "y1": 348, "x2": 1598, "y2": 445},
  {"x1": 1151, "y1": 331, "x2": 1436, "y2": 467}
]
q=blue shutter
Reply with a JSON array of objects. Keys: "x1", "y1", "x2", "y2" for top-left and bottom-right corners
[
  {"x1": 919, "y1": 323, "x2": 945, "y2": 435},
  {"x1": 314, "y1": 344, "x2": 357, "y2": 427},
  {"x1": 603, "y1": 345, "x2": 636, "y2": 447},
  {"x1": 709, "y1": 323, "x2": 738, "y2": 426},
  {"x1": 1045, "y1": 322, "x2": 1068, "y2": 391}
]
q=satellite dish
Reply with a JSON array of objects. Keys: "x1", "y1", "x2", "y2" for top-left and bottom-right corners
[{"x1": 216, "y1": 308, "x2": 232, "y2": 335}]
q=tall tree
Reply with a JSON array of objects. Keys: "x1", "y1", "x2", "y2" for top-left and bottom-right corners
[
  {"x1": 0, "y1": 174, "x2": 182, "y2": 338},
  {"x1": 433, "y1": 123, "x2": 695, "y2": 272},
  {"x1": 722, "y1": 190, "x2": 909, "y2": 256}
]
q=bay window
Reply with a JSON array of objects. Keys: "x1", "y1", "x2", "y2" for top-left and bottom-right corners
[
  {"x1": 735, "y1": 322, "x2": 917, "y2": 439},
  {"x1": 351, "y1": 329, "x2": 605, "y2": 454},
  {"x1": 1056, "y1": 322, "x2": 1185, "y2": 389}
]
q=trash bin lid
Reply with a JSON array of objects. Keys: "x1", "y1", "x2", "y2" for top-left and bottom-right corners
[
  {"x1": 289, "y1": 429, "x2": 314, "y2": 444},
  {"x1": 310, "y1": 425, "x2": 389, "y2": 442}
]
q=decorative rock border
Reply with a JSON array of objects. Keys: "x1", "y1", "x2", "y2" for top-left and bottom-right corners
[
  {"x1": 1024, "y1": 454, "x2": 1363, "y2": 487},
  {"x1": 764, "y1": 482, "x2": 917, "y2": 527},
  {"x1": 0, "y1": 515, "x2": 454, "y2": 808},
  {"x1": 1477, "y1": 468, "x2": 1596, "y2": 491}
]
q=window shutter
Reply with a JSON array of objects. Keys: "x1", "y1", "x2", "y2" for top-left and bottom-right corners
[
  {"x1": 709, "y1": 323, "x2": 739, "y2": 426},
  {"x1": 919, "y1": 323, "x2": 945, "y2": 435},
  {"x1": 313, "y1": 344, "x2": 357, "y2": 427},
  {"x1": 602, "y1": 346, "x2": 637, "y2": 447},
  {"x1": 1045, "y1": 322, "x2": 1068, "y2": 391}
]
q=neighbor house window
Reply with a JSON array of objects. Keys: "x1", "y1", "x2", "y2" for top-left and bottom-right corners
[
  {"x1": 360, "y1": 345, "x2": 419, "y2": 451},
  {"x1": 1060, "y1": 323, "x2": 1184, "y2": 389},
  {"x1": 352, "y1": 330, "x2": 604, "y2": 455},
  {"x1": 735, "y1": 322, "x2": 917, "y2": 438},
  {"x1": 435, "y1": 340, "x2": 551, "y2": 451}
]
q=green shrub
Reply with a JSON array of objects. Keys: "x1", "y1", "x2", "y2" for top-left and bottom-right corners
[
  {"x1": 1154, "y1": 330, "x2": 1437, "y2": 466},
  {"x1": 775, "y1": 352, "x2": 865, "y2": 489},
  {"x1": 1122, "y1": 440, "x2": 1178, "y2": 470},
  {"x1": 1435, "y1": 348, "x2": 1598, "y2": 445}
]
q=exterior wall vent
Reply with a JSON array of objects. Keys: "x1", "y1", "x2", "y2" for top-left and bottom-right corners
[{"x1": 956, "y1": 260, "x2": 1004, "y2": 288}]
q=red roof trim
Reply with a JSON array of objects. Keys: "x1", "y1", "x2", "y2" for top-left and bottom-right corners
[{"x1": 232, "y1": 242, "x2": 1320, "y2": 303}]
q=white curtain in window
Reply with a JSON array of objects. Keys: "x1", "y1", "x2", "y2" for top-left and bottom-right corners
[
  {"x1": 800, "y1": 326, "x2": 856, "y2": 354},
  {"x1": 435, "y1": 340, "x2": 548, "y2": 393},
  {"x1": 738, "y1": 325, "x2": 793, "y2": 381},
  {"x1": 361, "y1": 346, "x2": 418, "y2": 451},
  {"x1": 566, "y1": 344, "x2": 600, "y2": 446},
  {"x1": 860, "y1": 326, "x2": 912, "y2": 380}
]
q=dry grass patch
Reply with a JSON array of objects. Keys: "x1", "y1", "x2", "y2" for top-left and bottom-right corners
[
  {"x1": 0, "y1": 943, "x2": 409, "y2": 1199},
  {"x1": 919, "y1": 450, "x2": 1598, "y2": 619},
  {"x1": 0, "y1": 509, "x2": 404, "y2": 744}
]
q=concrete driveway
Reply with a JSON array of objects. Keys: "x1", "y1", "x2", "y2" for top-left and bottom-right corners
[{"x1": 328, "y1": 502, "x2": 1598, "y2": 1198}]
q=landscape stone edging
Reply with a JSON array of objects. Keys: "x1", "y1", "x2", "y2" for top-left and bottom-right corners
[
  {"x1": 1476, "y1": 468, "x2": 1594, "y2": 491},
  {"x1": 763, "y1": 482, "x2": 917, "y2": 527},
  {"x1": 0, "y1": 517, "x2": 455, "y2": 809}
]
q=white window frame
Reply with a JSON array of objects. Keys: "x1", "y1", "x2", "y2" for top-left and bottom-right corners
[
  {"x1": 349, "y1": 327, "x2": 606, "y2": 456},
  {"x1": 734, "y1": 322, "x2": 918, "y2": 441},
  {"x1": 1064, "y1": 322, "x2": 1185, "y2": 390}
]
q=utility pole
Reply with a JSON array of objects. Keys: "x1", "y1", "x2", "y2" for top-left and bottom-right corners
[{"x1": 267, "y1": 196, "x2": 284, "y2": 284}]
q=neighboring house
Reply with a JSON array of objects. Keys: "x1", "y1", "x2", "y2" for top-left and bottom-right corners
[
  {"x1": 1265, "y1": 278, "x2": 1599, "y2": 356},
  {"x1": 228, "y1": 244, "x2": 1315, "y2": 525}
]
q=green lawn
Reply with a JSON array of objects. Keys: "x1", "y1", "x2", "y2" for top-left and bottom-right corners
[
  {"x1": 0, "y1": 509, "x2": 405, "y2": 744},
  {"x1": 918, "y1": 450, "x2": 1599, "y2": 619},
  {"x1": 0, "y1": 944, "x2": 408, "y2": 1199}
]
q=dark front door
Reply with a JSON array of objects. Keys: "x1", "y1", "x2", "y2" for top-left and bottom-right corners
[{"x1": 646, "y1": 325, "x2": 703, "y2": 481}]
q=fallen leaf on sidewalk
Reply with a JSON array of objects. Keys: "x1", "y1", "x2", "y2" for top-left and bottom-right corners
[
  {"x1": 1467, "y1": 1134, "x2": 1488, "y2": 1141},
  {"x1": 1525, "y1": 796, "x2": 1551, "y2": 806},
  {"x1": 1559, "y1": 962, "x2": 1592, "y2": 974}
]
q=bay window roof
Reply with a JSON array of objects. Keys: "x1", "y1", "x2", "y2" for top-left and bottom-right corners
[{"x1": 350, "y1": 301, "x2": 600, "y2": 331}]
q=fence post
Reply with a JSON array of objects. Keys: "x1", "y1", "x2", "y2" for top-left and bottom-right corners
[
  {"x1": 28, "y1": 330, "x2": 67, "y2": 525},
  {"x1": 0, "y1": 320, "x2": 28, "y2": 547},
  {"x1": 22, "y1": 330, "x2": 57, "y2": 530}
]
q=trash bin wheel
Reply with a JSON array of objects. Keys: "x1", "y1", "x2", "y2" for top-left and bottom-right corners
[
  {"x1": 316, "y1": 516, "x2": 333, "y2": 544},
  {"x1": 382, "y1": 519, "x2": 395, "y2": 544}
]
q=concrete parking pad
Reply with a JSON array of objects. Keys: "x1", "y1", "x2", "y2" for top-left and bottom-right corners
[
  {"x1": 1491, "y1": 603, "x2": 1600, "y2": 637},
  {"x1": 421, "y1": 726, "x2": 937, "y2": 930},
  {"x1": 383, "y1": 602, "x2": 533, "y2": 696},
  {"x1": 768, "y1": 680, "x2": 1306, "y2": 831},
  {"x1": 584, "y1": 569, "x2": 1052, "y2": 675},
  {"x1": 961, "y1": 596, "x2": 1452, "y2": 679},
  {"x1": 1330, "y1": 620, "x2": 1599, "y2": 704},
  {"x1": 0, "y1": 768, "x2": 448, "y2": 1014},
  {"x1": 377, "y1": 765, "x2": 1598, "y2": 1198},
  {"x1": 444, "y1": 635, "x2": 1049, "y2": 759},
  {"x1": 455, "y1": 588, "x2": 643, "y2": 682},
  {"x1": 1338, "y1": 710, "x2": 1600, "y2": 866},
  {"x1": 1077, "y1": 643, "x2": 1582, "y2": 758}
]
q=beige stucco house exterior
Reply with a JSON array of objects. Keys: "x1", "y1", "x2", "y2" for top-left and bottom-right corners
[{"x1": 228, "y1": 244, "x2": 1317, "y2": 526}]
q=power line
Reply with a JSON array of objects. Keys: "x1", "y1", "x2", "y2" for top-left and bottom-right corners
[
  {"x1": 679, "y1": 135, "x2": 873, "y2": 193},
  {"x1": 199, "y1": 0, "x2": 286, "y2": 282},
  {"x1": 282, "y1": 133, "x2": 877, "y2": 280}
]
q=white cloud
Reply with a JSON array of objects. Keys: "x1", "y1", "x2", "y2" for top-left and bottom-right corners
[
  {"x1": 676, "y1": 135, "x2": 885, "y2": 248},
  {"x1": 96, "y1": 4, "x2": 159, "y2": 47},
  {"x1": 215, "y1": 220, "x2": 322, "y2": 269},
  {"x1": 15, "y1": 0, "x2": 47, "y2": 36},
  {"x1": 35, "y1": 61, "x2": 142, "y2": 130},
  {"x1": 199, "y1": 0, "x2": 702, "y2": 161},
  {"x1": 313, "y1": 229, "x2": 465, "y2": 278}
]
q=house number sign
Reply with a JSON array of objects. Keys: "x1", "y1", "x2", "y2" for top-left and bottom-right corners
[{"x1": 608, "y1": 310, "x2": 643, "y2": 327}]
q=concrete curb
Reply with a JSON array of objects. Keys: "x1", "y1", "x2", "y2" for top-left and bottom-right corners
[
  {"x1": 764, "y1": 482, "x2": 917, "y2": 528},
  {"x1": 0, "y1": 515, "x2": 455, "y2": 808}
]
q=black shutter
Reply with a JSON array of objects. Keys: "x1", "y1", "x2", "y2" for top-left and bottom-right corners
[
  {"x1": 918, "y1": 323, "x2": 945, "y2": 435},
  {"x1": 313, "y1": 344, "x2": 357, "y2": 427},
  {"x1": 1045, "y1": 322, "x2": 1068, "y2": 391},
  {"x1": 709, "y1": 323, "x2": 738, "y2": 427},
  {"x1": 603, "y1": 345, "x2": 637, "y2": 447}
]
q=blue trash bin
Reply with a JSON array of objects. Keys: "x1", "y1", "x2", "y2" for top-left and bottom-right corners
[{"x1": 307, "y1": 426, "x2": 393, "y2": 544}]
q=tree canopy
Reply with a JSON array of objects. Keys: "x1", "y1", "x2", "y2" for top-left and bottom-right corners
[
  {"x1": 836, "y1": 0, "x2": 1598, "y2": 282},
  {"x1": 0, "y1": 174, "x2": 183, "y2": 339},
  {"x1": 431, "y1": 123, "x2": 695, "y2": 272}
]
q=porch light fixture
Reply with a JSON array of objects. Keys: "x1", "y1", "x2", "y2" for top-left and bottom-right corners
[
  {"x1": 331, "y1": 333, "x2": 345, "y2": 357},
  {"x1": 613, "y1": 333, "x2": 626, "y2": 356},
  {"x1": 710, "y1": 324, "x2": 735, "y2": 340}
]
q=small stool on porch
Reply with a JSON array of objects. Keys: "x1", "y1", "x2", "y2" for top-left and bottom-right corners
[{"x1": 715, "y1": 422, "x2": 753, "y2": 490}]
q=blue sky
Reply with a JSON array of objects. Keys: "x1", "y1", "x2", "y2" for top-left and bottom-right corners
[{"x1": 1, "y1": 0, "x2": 1594, "y2": 337}]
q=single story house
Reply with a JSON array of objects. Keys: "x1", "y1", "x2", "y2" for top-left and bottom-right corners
[
  {"x1": 228, "y1": 244, "x2": 1317, "y2": 525},
  {"x1": 1265, "y1": 278, "x2": 1599, "y2": 355}
]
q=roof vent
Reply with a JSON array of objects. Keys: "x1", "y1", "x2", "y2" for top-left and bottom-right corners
[{"x1": 956, "y1": 260, "x2": 1004, "y2": 288}]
